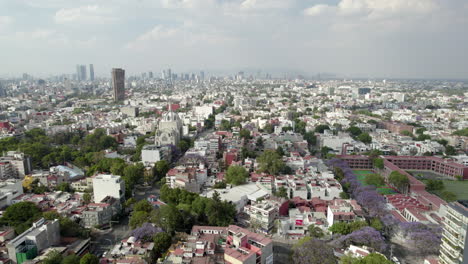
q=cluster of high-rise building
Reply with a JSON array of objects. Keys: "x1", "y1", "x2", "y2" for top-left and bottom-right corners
[{"x1": 75, "y1": 64, "x2": 95, "y2": 81}]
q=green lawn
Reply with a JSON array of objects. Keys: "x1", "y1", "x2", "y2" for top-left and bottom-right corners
[
  {"x1": 423, "y1": 180, "x2": 468, "y2": 200},
  {"x1": 353, "y1": 170, "x2": 397, "y2": 195}
]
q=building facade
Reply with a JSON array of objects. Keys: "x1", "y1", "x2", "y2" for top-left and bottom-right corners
[
  {"x1": 439, "y1": 202, "x2": 468, "y2": 264},
  {"x1": 112, "y1": 68, "x2": 125, "y2": 102},
  {"x1": 92, "y1": 174, "x2": 125, "y2": 203}
]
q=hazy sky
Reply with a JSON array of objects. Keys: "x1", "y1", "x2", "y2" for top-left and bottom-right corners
[{"x1": 1, "y1": 0, "x2": 467, "y2": 79}]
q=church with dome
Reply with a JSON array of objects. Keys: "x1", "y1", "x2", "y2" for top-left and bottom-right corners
[{"x1": 155, "y1": 110, "x2": 183, "y2": 147}]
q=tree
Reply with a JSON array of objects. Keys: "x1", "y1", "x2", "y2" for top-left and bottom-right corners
[
  {"x1": 372, "y1": 158, "x2": 384, "y2": 170},
  {"x1": 389, "y1": 171, "x2": 409, "y2": 193},
  {"x1": 357, "y1": 133, "x2": 372, "y2": 144},
  {"x1": 347, "y1": 126, "x2": 362, "y2": 137},
  {"x1": 153, "y1": 232, "x2": 172, "y2": 259},
  {"x1": 445, "y1": 145, "x2": 457, "y2": 155},
  {"x1": 225, "y1": 165, "x2": 248, "y2": 185},
  {"x1": 177, "y1": 140, "x2": 190, "y2": 153},
  {"x1": 57, "y1": 182, "x2": 72, "y2": 192},
  {"x1": 153, "y1": 204, "x2": 183, "y2": 233},
  {"x1": 426, "y1": 179, "x2": 444, "y2": 192},
  {"x1": 80, "y1": 253, "x2": 99, "y2": 264},
  {"x1": 154, "y1": 160, "x2": 170, "y2": 181},
  {"x1": 256, "y1": 137, "x2": 264, "y2": 148},
  {"x1": 276, "y1": 146, "x2": 285, "y2": 157},
  {"x1": 129, "y1": 211, "x2": 151, "y2": 229},
  {"x1": 370, "y1": 218, "x2": 384, "y2": 231},
  {"x1": 0, "y1": 201, "x2": 42, "y2": 234},
  {"x1": 131, "y1": 222, "x2": 161, "y2": 242},
  {"x1": 263, "y1": 123, "x2": 274, "y2": 134},
  {"x1": 62, "y1": 255, "x2": 80, "y2": 264},
  {"x1": 308, "y1": 225, "x2": 324, "y2": 238},
  {"x1": 213, "y1": 181, "x2": 227, "y2": 189},
  {"x1": 239, "y1": 129, "x2": 251, "y2": 140},
  {"x1": 274, "y1": 186, "x2": 288, "y2": 199},
  {"x1": 334, "y1": 227, "x2": 386, "y2": 252},
  {"x1": 339, "y1": 192, "x2": 350, "y2": 199},
  {"x1": 134, "y1": 200, "x2": 153, "y2": 213},
  {"x1": 303, "y1": 132, "x2": 317, "y2": 148},
  {"x1": 83, "y1": 193, "x2": 92, "y2": 204},
  {"x1": 220, "y1": 120, "x2": 232, "y2": 131},
  {"x1": 42, "y1": 250, "x2": 63, "y2": 264},
  {"x1": 292, "y1": 238, "x2": 337, "y2": 264},
  {"x1": 257, "y1": 150, "x2": 285, "y2": 175},
  {"x1": 315, "y1": 125, "x2": 330, "y2": 134},
  {"x1": 329, "y1": 222, "x2": 350, "y2": 235},
  {"x1": 43, "y1": 211, "x2": 60, "y2": 220},
  {"x1": 364, "y1": 174, "x2": 384, "y2": 187}
]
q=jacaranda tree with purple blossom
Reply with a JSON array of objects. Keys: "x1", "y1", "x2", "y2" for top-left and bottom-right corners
[
  {"x1": 333, "y1": 227, "x2": 387, "y2": 252},
  {"x1": 131, "y1": 222, "x2": 163, "y2": 242},
  {"x1": 398, "y1": 222, "x2": 442, "y2": 255},
  {"x1": 292, "y1": 238, "x2": 337, "y2": 264}
]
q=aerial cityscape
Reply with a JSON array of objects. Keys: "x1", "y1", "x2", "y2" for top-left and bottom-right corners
[{"x1": 1, "y1": 1, "x2": 468, "y2": 264}]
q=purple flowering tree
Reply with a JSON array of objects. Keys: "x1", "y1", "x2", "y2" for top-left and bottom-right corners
[
  {"x1": 131, "y1": 222, "x2": 163, "y2": 242},
  {"x1": 398, "y1": 222, "x2": 442, "y2": 255},
  {"x1": 333, "y1": 227, "x2": 387, "y2": 252},
  {"x1": 292, "y1": 239, "x2": 337, "y2": 264}
]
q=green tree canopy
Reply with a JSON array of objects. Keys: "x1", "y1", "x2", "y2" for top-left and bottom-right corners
[
  {"x1": 364, "y1": 174, "x2": 385, "y2": 187},
  {"x1": 0, "y1": 201, "x2": 42, "y2": 234},
  {"x1": 389, "y1": 171, "x2": 410, "y2": 193},
  {"x1": 79, "y1": 253, "x2": 99, "y2": 264},
  {"x1": 257, "y1": 150, "x2": 285, "y2": 175},
  {"x1": 62, "y1": 254, "x2": 81, "y2": 264},
  {"x1": 225, "y1": 165, "x2": 249, "y2": 185},
  {"x1": 357, "y1": 133, "x2": 372, "y2": 144}
]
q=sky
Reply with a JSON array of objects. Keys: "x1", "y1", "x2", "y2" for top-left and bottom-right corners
[{"x1": 0, "y1": 0, "x2": 467, "y2": 79}]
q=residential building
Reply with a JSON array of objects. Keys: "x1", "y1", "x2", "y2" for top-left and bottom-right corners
[
  {"x1": 92, "y1": 174, "x2": 125, "y2": 203},
  {"x1": 0, "y1": 151, "x2": 32, "y2": 179},
  {"x1": 244, "y1": 200, "x2": 279, "y2": 234},
  {"x1": 141, "y1": 145, "x2": 171, "y2": 166},
  {"x1": 0, "y1": 179, "x2": 24, "y2": 208},
  {"x1": 327, "y1": 199, "x2": 364, "y2": 227},
  {"x1": 439, "y1": 202, "x2": 468, "y2": 264},
  {"x1": 7, "y1": 218, "x2": 60, "y2": 264}
]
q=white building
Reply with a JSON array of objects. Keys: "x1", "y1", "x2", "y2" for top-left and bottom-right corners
[
  {"x1": 141, "y1": 145, "x2": 171, "y2": 166},
  {"x1": 93, "y1": 174, "x2": 125, "y2": 203},
  {"x1": 0, "y1": 179, "x2": 24, "y2": 207},
  {"x1": 439, "y1": 202, "x2": 468, "y2": 264}
]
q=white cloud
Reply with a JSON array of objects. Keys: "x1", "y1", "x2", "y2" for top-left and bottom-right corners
[
  {"x1": 240, "y1": 0, "x2": 291, "y2": 10},
  {"x1": 54, "y1": 5, "x2": 116, "y2": 24},
  {"x1": 126, "y1": 23, "x2": 233, "y2": 51},
  {"x1": 0, "y1": 16, "x2": 12, "y2": 31},
  {"x1": 303, "y1": 4, "x2": 336, "y2": 16}
]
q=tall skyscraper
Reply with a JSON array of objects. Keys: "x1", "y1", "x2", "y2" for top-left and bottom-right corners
[
  {"x1": 200, "y1": 71, "x2": 205, "y2": 81},
  {"x1": 89, "y1": 64, "x2": 95, "y2": 81},
  {"x1": 148, "y1": 71, "x2": 153, "y2": 79},
  {"x1": 0, "y1": 81, "x2": 5, "y2": 97},
  {"x1": 80, "y1": 65, "x2": 87, "y2": 80},
  {"x1": 76, "y1": 65, "x2": 87, "y2": 81},
  {"x1": 112, "y1": 68, "x2": 125, "y2": 102}
]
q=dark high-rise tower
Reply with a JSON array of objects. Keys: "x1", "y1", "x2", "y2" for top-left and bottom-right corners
[
  {"x1": 89, "y1": 64, "x2": 95, "y2": 81},
  {"x1": 112, "y1": 68, "x2": 125, "y2": 102}
]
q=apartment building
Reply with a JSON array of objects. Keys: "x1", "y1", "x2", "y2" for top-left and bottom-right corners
[
  {"x1": 439, "y1": 202, "x2": 468, "y2": 264},
  {"x1": 327, "y1": 199, "x2": 364, "y2": 227},
  {"x1": 244, "y1": 200, "x2": 279, "y2": 234},
  {"x1": 7, "y1": 218, "x2": 60, "y2": 264},
  {"x1": 93, "y1": 174, "x2": 125, "y2": 203}
]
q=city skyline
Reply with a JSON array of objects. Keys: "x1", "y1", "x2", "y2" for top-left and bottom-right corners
[{"x1": 1, "y1": 0, "x2": 467, "y2": 79}]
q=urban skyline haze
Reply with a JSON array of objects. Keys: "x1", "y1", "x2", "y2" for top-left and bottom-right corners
[{"x1": 1, "y1": 0, "x2": 467, "y2": 79}]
